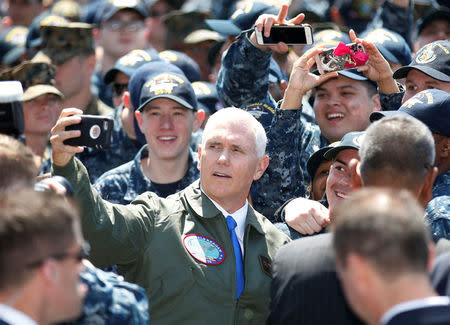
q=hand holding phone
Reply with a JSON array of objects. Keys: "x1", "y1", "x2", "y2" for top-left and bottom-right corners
[
  {"x1": 255, "y1": 24, "x2": 314, "y2": 45},
  {"x1": 63, "y1": 115, "x2": 113, "y2": 149},
  {"x1": 315, "y1": 42, "x2": 369, "y2": 74}
]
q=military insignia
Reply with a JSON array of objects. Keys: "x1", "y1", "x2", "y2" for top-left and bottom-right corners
[
  {"x1": 364, "y1": 29, "x2": 398, "y2": 44},
  {"x1": 5, "y1": 27, "x2": 27, "y2": 46},
  {"x1": 403, "y1": 90, "x2": 434, "y2": 108},
  {"x1": 183, "y1": 234, "x2": 225, "y2": 265},
  {"x1": 159, "y1": 50, "x2": 179, "y2": 63},
  {"x1": 145, "y1": 73, "x2": 184, "y2": 95},
  {"x1": 415, "y1": 44, "x2": 437, "y2": 64},
  {"x1": 118, "y1": 50, "x2": 152, "y2": 67},
  {"x1": 259, "y1": 255, "x2": 272, "y2": 277},
  {"x1": 192, "y1": 82, "x2": 211, "y2": 95}
]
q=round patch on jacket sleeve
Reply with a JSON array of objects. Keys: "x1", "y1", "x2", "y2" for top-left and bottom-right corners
[{"x1": 183, "y1": 234, "x2": 225, "y2": 265}]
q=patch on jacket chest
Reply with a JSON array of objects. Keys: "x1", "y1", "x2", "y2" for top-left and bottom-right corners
[{"x1": 183, "y1": 234, "x2": 225, "y2": 265}]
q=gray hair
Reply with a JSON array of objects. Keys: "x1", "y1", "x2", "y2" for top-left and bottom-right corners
[
  {"x1": 359, "y1": 115, "x2": 435, "y2": 189},
  {"x1": 201, "y1": 107, "x2": 267, "y2": 158}
]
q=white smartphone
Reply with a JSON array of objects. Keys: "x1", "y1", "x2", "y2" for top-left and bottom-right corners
[
  {"x1": 315, "y1": 42, "x2": 367, "y2": 74},
  {"x1": 255, "y1": 24, "x2": 314, "y2": 45}
]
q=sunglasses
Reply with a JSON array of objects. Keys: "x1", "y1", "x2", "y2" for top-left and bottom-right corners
[
  {"x1": 103, "y1": 20, "x2": 145, "y2": 32},
  {"x1": 112, "y1": 83, "x2": 128, "y2": 96}
]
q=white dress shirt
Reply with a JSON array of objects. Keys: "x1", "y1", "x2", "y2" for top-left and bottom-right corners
[
  {"x1": 0, "y1": 303, "x2": 38, "y2": 325},
  {"x1": 201, "y1": 186, "x2": 248, "y2": 256}
]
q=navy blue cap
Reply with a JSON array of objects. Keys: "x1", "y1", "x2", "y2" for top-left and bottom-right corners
[
  {"x1": 104, "y1": 49, "x2": 159, "y2": 84},
  {"x1": 361, "y1": 28, "x2": 411, "y2": 66},
  {"x1": 269, "y1": 57, "x2": 283, "y2": 83},
  {"x1": 0, "y1": 26, "x2": 28, "y2": 65},
  {"x1": 324, "y1": 131, "x2": 365, "y2": 159},
  {"x1": 314, "y1": 68, "x2": 377, "y2": 88},
  {"x1": 191, "y1": 81, "x2": 218, "y2": 114},
  {"x1": 205, "y1": 2, "x2": 278, "y2": 36},
  {"x1": 158, "y1": 50, "x2": 201, "y2": 82},
  {"x1": 138, "y1": 72, "x2": 197, "y2": 111},
  {"x1": 393, "y1": 40, "x2": 450, "y2": 82},
  {"x1": 307, "y1": 145, "x2": 333, "y2": 179},
  {"x1": 370, "y1": 89, "x2": 450, "y2": 137},
  {"x1": 128, "y1": 60, "x2": 184, "y2": 110},
  {"x1": 95, "y1": 0, "x2": 148, "y2": 25},
  {"x1": 129, "y1": 61, "x2": 185, "y2": 145},
  {"x1": 25, "y1": 13, "x2": 69, "y2": 51}
]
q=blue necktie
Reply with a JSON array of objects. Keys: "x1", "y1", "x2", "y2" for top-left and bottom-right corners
[{"x1": 226, "y1": 215, "x2": 244, "y2": 299}]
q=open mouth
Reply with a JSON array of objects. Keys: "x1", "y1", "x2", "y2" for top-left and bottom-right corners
[
  {"x1": 213, "y1": 172, "x2": 231, "y2": 178},
  {"x1": 158, "y1": 136, "x2": 176, "y2": 141},
  {"x1": 327, "y1": 113, "x2": 344, "y2": 121},
  {"x1": 335, "y1": 191, "x2": 349, "y2": 199}
]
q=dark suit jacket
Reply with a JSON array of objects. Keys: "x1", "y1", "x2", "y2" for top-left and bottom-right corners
[
  {"x1": 385, "y1": 304, "x2": 450, "y2": 325},
  {"x1": 267, "y1": 233, "x2": 364, "y2": 325}
]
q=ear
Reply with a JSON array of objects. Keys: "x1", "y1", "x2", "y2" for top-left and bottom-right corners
[
  {"x1": 83, "y1": 54, "x2": 97, "y2": 76},
  {"x1": 426, "y1": 242, "x2": 436, "y2": 272},
  {"x1": 371, "y1": 93, "x2": 381, "y2": 111},
  {"x1": 135, "y1": 109, "x2": 144, "y2": 132},
  {"x1": 193, "y1": 109, "x2": 205, "y2": 132},
  {"x1": 280, "y1": 79, "x2": 288, "y2": 96},
  {"x1": 122, "y1": 91, "x2": 131, "y2": 109},
  {"x1": 253, "y1": 155, "x2": 269, "y2": 181},
  {"x1": 197, "y1": 145, "x2": 202, "y2": 171},
  {"x1": 418, "y1": 166, "x2": 438, "y2": 208},
  {"x1": 40, "y1": 259, "x2": 59, "y2": 284},
  {"x1": 92, "y1": 27, "x2": 100, "y2": 41},
  {"x1": 349, "y1": 158, "x2": 363, "y2": 190}
]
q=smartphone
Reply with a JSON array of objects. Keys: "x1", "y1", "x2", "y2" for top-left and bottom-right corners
[
  {"x1": 315, "y1": 42, "x2": 368, "y2": 74},
  {"x1": 64, "y1": 115, "x2": 114, "y2": 149},
  {"x1": 255, "y1": 24, "x2": 314, "y2": 45}
]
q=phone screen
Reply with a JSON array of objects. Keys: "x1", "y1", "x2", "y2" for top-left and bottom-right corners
[{"x1": 263, "y1": 26, "x2": 309, "y2": 44}]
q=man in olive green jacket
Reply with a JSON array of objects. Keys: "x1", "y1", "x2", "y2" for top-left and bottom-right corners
[{"x1": 50, "y1": 105, "x2": 290, "y2": 324}]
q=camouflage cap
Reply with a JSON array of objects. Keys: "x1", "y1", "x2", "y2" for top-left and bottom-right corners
[
  {"x1": 164, "y1": 10, "x2": 210, "y2": 42},
  {"x1": 0, "y1": 61, "x2": 63, "y2": 101},
  {"x1": 36, "y1": 22, "x2": 94, "y2": 64}
]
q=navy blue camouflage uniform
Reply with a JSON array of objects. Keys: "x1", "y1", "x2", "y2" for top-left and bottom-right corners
[
  {"x1": 217, "y1": 33, "x2": 326, "y2": 221},
  {"x1": 94, "y1": 145, "x2": 199, "y2": 204},
  {"x1": 252, "y1": 105, "x2": 327, "y2": 222},
  {"x1": 426, "y1": 171, "x2": 450, "y2": 242},
  {"x1": 58, "y1": 266, "x2": 149, "y2": 325},
  {"x1": 216, "y1": 31, "x2": 316, "y2": 131}
]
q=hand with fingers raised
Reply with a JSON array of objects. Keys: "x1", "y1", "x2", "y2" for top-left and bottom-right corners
[{"x1": 50, "y1": 108, "x2": 85, "y2": 167}]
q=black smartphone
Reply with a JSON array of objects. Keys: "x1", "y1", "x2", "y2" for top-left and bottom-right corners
[
  {"x1": 255, "y1": 24, "x2": 314, "y2": 45},
  {"x1": 63, "y1": 115, "x2": 113, "y2": 149}
]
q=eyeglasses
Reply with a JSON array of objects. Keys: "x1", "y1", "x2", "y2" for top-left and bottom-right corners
[
  {"x1": 26, "y1": 241, "x2": 90, "y2": 268},
  {"x1": 112, "y1": 83, "x2": 128, "y2": 96},
  {"x1": 103, "y1": 20, "x2": 145, "y2": 32}
]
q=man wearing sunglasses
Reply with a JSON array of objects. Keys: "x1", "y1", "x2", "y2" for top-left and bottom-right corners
[{"x1": 0, "y1": 189, "x2": 88, "y2": 325}]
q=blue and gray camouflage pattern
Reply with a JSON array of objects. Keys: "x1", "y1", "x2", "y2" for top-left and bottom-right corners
[
  {"x1": 216, "y1": 30, "x2": 316, "y2": 131},
  {"x1": 379, "y1": 83, "x2": 405, "y2": 111},
  {"x1": 94, "y1": 145, "x2": 199, "y2": 204},
  {"x1": 250, "y1": 105, "x2": 327, "y2": 222},
  {"x1": 77, "y1": 105, "x2": 142, "y2": 183},
  {"x1": 91, "y1": 68, "x2": 114, "y2": 108},
  {"x1": 58, "y1": 266, "x2": 149, "y2": 325},
  {"x1": 425, "y1": 171, "x2": 450, "y2": 242}
]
